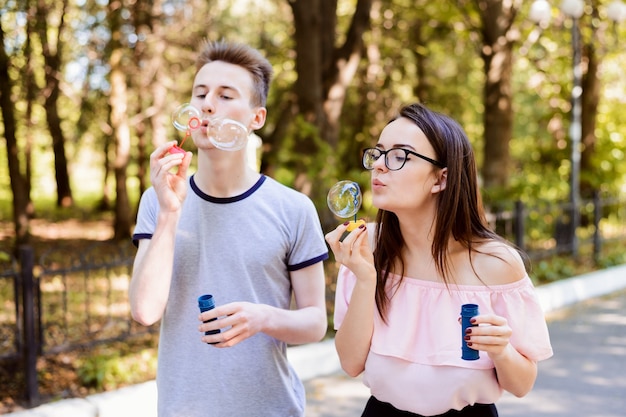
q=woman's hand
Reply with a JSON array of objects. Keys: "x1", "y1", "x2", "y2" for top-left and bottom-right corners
[
  {"x1": 464, "y1": 313, "x2": 512, "y2": 358},
  {"x1": 465, "y1": 313, "x2": 538, "y2": 397},
  {"x1": 325, "y1": 221, "x2": 376, "y2": 280}
]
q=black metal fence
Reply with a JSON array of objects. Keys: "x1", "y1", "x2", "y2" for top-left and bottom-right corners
[
  {"x1": 488, "y1": 192, "x2": 626, "y2": 262},
  {"x1": 1, "y1": 192, "x2": 624, "y2": 407},
  {"x1": 0, "y1": 240, "x2": 158, "y2": 406}
]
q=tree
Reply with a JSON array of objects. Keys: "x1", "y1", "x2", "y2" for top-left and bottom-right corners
[
  {"x1": 285, "y1": 0, "x2": 373, "y2": 227},
  {"x1": 34, "y1": 0, "x2": 73, "y2": 207},
  {"x1": 461, "y1": 0, "x2": 520, "y2": 190},
  {"x1": 0, "y1": 18, "x2": 30, "y2": 247},
  {"x1": 107, "y1": 0, "x2": 133, "y2": 240}
]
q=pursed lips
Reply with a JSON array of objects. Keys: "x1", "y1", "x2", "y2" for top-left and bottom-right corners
[
  {"x1": 199, "y1": 118, "x2": 212, "y2": 134},
  {"x1": 372, "y1": 178, "x2": 385, "y2": 188}
]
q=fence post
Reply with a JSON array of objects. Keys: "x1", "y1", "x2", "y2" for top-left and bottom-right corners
[
  {"x1": 514, "y1": 201, "x2": 525, "y2": 250},
  {"x1": 19, "y1": 245, "x2": 40, "y2": 407},
  {"x1": 593, "y1": 191, "x2": 602, "y2": 263}
]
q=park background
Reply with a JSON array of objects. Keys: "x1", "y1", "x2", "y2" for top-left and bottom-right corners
[{"x1": 1, "y1": 0, "x2": 626, "y2": 413}]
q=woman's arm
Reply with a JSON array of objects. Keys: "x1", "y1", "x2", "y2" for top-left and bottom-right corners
[
  {"x1": 326, "y1": 223, "x2": 377, "y2": 376},
  {"x1": 467, "y1": 240, "x2": 539, "y2": 396},
  {"x1": 467, "y1": 313, "x2": 538, "y2": 396}
]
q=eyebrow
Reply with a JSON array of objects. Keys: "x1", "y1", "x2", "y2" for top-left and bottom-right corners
[
  {"x1": 375, "y1": 143, "x2": 417, "y2": 150},
  {"x1": 192, "y1": 84, "x2": 239, "y2": 94}
]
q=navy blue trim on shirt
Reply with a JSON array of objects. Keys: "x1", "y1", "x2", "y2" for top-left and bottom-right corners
[
  {"x1": 190, "y1": 174, "x2": 267, "y2": 203},
  {"x1": 132, "y1": 233, "x2": 153, "y2": 247},
  {"x1": 288, "y1": 252, "x2": 329, "y2": 272}
]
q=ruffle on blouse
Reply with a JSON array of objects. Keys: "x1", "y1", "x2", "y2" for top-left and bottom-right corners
[{"x1": 334, "y1": 266, "x2": 553, "y2": 370}]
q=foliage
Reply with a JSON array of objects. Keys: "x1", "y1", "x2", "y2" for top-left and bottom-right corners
[
  {"x1": 530, "y1": 239, "x2": 626, "y2": 284},
  {"x1": 531, "y1": 257, "x2": 579, "y2": 284},
  {"x1": 76, "y1": 345, "x2": 157, "y2": 391},
  {"x1": 596, "y1": 242, "x2": 626, "y2": 268}
]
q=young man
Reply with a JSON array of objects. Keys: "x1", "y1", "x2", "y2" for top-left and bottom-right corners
[{"x1": 130, "y1": 40, "x2": 328, "y2": 417}]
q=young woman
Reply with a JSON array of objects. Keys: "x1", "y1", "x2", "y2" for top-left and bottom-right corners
[{"x1": 325, "y1": 103, "x2": 553, "y2": 417}]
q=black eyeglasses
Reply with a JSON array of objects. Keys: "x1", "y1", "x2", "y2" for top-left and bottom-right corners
[{"x1": 362, "y1": 147, "x2": 445, "y2": 171}]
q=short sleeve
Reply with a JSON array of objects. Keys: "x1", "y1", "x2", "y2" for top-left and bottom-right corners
[
  {"x1": 285, "y1": 193, "x2": 329, "y2": 271},
  {"x1": 132, "y1": 186, "x2": 159, "y2": 246},
  {"x1": 491, "y1": 278, "x2": 554, "y2": 362}
]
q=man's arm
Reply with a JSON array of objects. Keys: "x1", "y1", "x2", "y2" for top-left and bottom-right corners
[
  {"x1": 129, "y1": 142, "x2": 191, "y2": 326},
  {"x1": 129, "y1": 212, "x2": 179, "y2": 326}
]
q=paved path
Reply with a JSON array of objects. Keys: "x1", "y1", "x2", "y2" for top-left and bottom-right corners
[{"x1": 304, "y1": 289, "x2": 626, "y2": 417}]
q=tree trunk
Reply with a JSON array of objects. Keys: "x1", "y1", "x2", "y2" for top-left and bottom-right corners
[
  {"x1": 139, "y1": 0, "x2": 168, "y2": 197},
  {"x1": 475, "y1": 0, "x2": 517, "y2": 189},
  {"x1": 580, "y1": 44, "x2": 599, "y2": 199},
  {"x1": 108, "y1": 0, "x2": 132, "y2": 240},
  {"x1": 24, "y1": 0, "x2": 36, "y2": 218},
  {"x1": 0, "y1": 22, "x2": 30, "y2": 247},
  {"x1": 411, "y1": 19, "x2": 430, "y2": 104},
  {"x1": 35, "y1": 0, "x2": 73, "y2": 207},
  {"x1": 290, "y1": 0, "x2": 325, "y2": 132},
  {"x1": 288, "y1": 0, "x2": 372, "y2": 229},
  {"x1": 321, "y1": 0, "x2": 372, "y2": 148}
]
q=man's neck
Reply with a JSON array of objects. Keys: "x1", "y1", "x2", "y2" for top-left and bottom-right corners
[{"x1": 193, "y1": 150, "x2": 261, "y2": 198}]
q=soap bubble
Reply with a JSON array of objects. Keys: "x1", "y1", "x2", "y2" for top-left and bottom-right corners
[
  {"x1": 172, "y1": 103, "x2": 200, "y2": 131},
  {"x1": 327, "y1": 181, "x2": 362, "y2": 219},
  {"x1": 171, "y1": 103, "x2": 248, "y2": 152},
  {"x1": 208, "y1": 118, "x2": 249, "y2": 151}
]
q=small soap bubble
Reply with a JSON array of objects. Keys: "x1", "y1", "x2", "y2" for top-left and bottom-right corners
[
  {"x1": 208, "y1": 118, "x2": 249, "y2": 151},
  {"x1": 327, "y1": 181, "x2": 362, "y2": 219},
  {"x1": 172, "y1": 103, "x2": 200, "y2": 131}
]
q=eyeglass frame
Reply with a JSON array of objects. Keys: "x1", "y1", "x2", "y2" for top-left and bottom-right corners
[{"x1": 362, "y1": 147, "x2": 446, "y2": 171}]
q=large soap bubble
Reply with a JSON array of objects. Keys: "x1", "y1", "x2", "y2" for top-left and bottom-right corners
[
  {"x1": 207, "y1": 118, "x2": 249, "y2": 151},
  {"x1": 327, "y1": 181, "x2": 362, "y2": 219}
]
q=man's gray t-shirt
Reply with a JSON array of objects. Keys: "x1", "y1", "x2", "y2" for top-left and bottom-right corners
[{"x1": 133, "y1": 174, "x2": 328, "y2": 417}]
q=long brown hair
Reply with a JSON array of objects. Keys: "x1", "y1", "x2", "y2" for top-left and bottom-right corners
[{"x1": 373, "y1": 103, "x2": 509, "y2": 321}]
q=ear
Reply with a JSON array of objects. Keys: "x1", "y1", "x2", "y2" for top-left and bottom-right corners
[
  {"x1": 249, "y1": 107, "x2": 267, "y2": 131},
  {"x1": 431, "y1": 167, "x2": 447, "y2": 194}
]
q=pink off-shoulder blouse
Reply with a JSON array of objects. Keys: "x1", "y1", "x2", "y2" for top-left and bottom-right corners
[{"x1": 334, "y1": 266, "x2": 553, "y2": 416}]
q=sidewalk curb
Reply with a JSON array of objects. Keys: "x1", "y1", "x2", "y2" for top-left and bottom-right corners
[
  {"x1": 6, "y1": 263, "x2": 626, "y2": 417},
  {"x1": 533, "y1": 263, "x2": 626, "y2": 314}
]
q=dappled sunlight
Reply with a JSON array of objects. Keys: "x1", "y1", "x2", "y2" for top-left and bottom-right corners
[{"x1": 30, "y1": 219, "x2": 114, "y2": 241}]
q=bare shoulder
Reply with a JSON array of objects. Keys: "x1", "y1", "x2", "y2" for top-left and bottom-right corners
[{"x1": 472, "y1": 240, "x2": 527, "y2": 285}]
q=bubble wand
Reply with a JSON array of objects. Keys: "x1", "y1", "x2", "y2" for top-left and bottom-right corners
[{"x1": 170, "y1": 104, "x2": 201, "y2": 154}]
